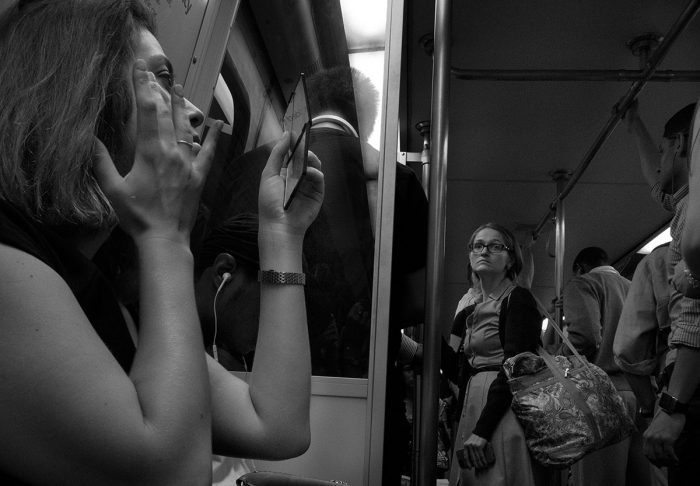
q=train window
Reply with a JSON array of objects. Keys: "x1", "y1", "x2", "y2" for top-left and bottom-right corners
[
  {"x1": 197, "y1": 0, "x2": 397, "y2": 380},
  {"x1": 638, "y1": 226, "x2": 672, "y2": 254},
  {"x1": 209, "y1": 74, "x2": 234, "y2": 127},
  {"x1": 341, "y1": 0, "x2": 388, "y2": 149}
]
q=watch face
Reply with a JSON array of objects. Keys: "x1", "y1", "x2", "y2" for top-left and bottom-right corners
[
  {"x1": 659, "y1": 392, "x2": 688, "y2": 414},
  {"x1": 659, "y1": 392, "x2": 677, "y2": 413}
]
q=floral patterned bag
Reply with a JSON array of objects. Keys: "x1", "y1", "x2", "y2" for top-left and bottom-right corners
[{"x1": 503, "y1": 322, "x2": 635, "y2": 468}]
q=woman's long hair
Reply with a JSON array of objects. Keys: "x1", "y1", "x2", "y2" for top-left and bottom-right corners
[
  {"x1": 466, "y1": 222, "x2": 523, "y2": 286},
  {"x1": 0, "y1": 0, "x2": 155, "y2": 230}
]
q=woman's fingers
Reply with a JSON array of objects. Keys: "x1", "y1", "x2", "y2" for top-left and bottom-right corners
[
  {"x1": 170, "y1": 84, "x2": 192, "y2": 144},
  {"x1": 262, "y1": 131, "x2": 292, "y2": 179},
  {"x1": 468, "y1": 445, "x2": 486, "y2": 469},
  {"x1": 133, "y1": 60, "x2": 174, "y2": 155},
  {"x1": 192, "y1": 120, "x2": 223, "y2": 182},
  {"x1": 307, "y1": 150, "x2": 321, "y2": 171}
]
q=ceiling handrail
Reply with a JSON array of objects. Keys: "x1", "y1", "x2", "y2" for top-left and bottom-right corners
[
  {"x1": 532, "y1": 0, "x2": 700, "y2": 240},
  {"x1": 451, "y1": 68, "x2": 700, "y2": 82}
]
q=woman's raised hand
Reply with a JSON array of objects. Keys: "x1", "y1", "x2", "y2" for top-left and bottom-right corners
[
  {"x1": 257, "y1": 132, "x2": 324, "y2": 239},
  {"x1": 93, "y1": 59, "x2": 222, "y2": 244}
]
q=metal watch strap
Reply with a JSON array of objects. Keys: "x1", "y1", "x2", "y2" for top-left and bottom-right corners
[{"x1": 258, "y1": 270, "x2": 306, "y2": 285}]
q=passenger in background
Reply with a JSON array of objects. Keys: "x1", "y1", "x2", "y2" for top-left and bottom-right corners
[
  {"x1": 557, "y1": 247, "x2": 642, "y2": 486},
  {"x1": 307, "y1": 66, "x2": 430, "y2": 485},
  {"x1": 448, "y1": 223, "x2": 547, "y2": 486},
  {"x1": 644, "y1": 99, "x2": 700, "y2": 486},
  {"x1": 613, "y1": 244, "x2": 670, "y2": 486},
  {"x1": 626, "y1": 100, "x2": 693, "y2": 373},
  {"x1": 627, "y1": 99, "x2": 700, "y2": 486},
  {"x1": 305, "y1": 67, "x2": 376, "y2": 379},
  {"x1": 626, "y1": 100, "x2": 693, "y2": 221},
  {"x1": 444, "y1": 231, "x2": 536, "y2": 448},
  {"x1": 194, "y1": 214, "x2": 261, "y2": 373},
  {"x1": 0, "y1": 1, "x2": 323, "y2": 483}
]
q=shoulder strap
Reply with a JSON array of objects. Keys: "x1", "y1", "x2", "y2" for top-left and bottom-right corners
[{"x1": 497, "y1": 286, "x2": 516, "y2": 347}]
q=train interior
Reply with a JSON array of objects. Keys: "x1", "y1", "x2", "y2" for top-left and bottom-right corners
[{"x1": 14, "y1": 0, "x2": 699, "y2": 484}]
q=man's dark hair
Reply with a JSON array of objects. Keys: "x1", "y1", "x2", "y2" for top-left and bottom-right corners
[
  {"x1": 663, "y1": 103, "x2": 696, "y2": 139},
  {"x1": 194, "y1": 213, "x2": 259, "y2": 278},
  {"x1": 308, "y1": 66, "x2": 382, "y2": 139},
  {"x1": 572, "y1": 247, "x2": 609, "y2": 273}
]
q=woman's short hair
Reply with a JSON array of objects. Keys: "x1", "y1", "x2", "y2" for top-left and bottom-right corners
[
  {"x1": 466, "y1": 222, "x2": 523, "y2": 285},
  {"x1": 0, "y1": 0, "x2": 155, "y2": 230}
]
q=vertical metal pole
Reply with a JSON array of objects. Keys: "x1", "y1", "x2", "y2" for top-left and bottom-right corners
[
  {"x1": 416, "y1": 121, "x2": 431, "y2": 195},
  {"x1": 551, "y1": 170, "x2": 570, "y2": 486},
  {"x1": 551, "y1": 170, "x2": 570, "y2": 330},
  {"x1": 418, "y1": 0, "x2": 450, "y2": 484}
]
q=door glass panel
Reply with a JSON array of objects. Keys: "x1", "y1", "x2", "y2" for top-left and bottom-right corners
[{"x1": 201, "y1": 0, "x2": 390, "y2": 379}]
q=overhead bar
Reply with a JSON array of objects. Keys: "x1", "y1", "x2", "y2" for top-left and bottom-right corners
[
  {"x1": 452, "y1": 68, "x2": 700, "y2": 82},
  {"x1": 533, "y1": 0, "x2": 700, "y2": 239}
]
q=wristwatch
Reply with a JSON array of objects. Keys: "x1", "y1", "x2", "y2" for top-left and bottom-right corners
[{"x1": 658, "y1": 391, "x2": 689, "y2": 415}]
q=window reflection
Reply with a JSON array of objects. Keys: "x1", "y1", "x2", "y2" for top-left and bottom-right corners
[{"x1": 198, "y1": 0, "x2": 388, "y2": 378}]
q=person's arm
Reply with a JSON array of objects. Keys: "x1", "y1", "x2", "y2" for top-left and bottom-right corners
[
  {"x1": 0, "y1": 65, "x2": 222, "y2": 484},
  {"x1": 613, "y1": 253, "x2": 664, "y2": 378},
  {"x1": 643, "y1": 345, "x2": 700, "y2": 466},
  {"x1": 559, "y1": 279, "x2": 600, "y2": 358},
  {"x1": 208, "y1": 134, "x2": 324, "y2": 460},
  {"x1": 626, "y1": 99, "x2": 662, "y2": 189},
  {"x1": 681, "y1": 100, "x2": 700, "y2": 274}
]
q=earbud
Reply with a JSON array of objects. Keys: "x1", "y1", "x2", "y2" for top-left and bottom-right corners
[{"x1": 217, "y1": 272, "x2": 232, "y2": 291}]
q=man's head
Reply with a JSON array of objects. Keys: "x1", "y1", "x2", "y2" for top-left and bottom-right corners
[
  {"x1": 194, "y1": 214, "x2": 260, "y2": 364},
  {"x1": 659, "y1": 103, "x2": 696, "y2": 192},
  {"x1": 306, "y1": 66, "x2": 379, "y2": 142},
  {"x1": 572, "y1": 246, "x2": 609, "y2": 276}
]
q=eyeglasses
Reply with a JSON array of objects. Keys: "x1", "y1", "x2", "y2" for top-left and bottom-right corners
[{"x1": 469, "y1": 242, "x2": 510, "y2": 254}]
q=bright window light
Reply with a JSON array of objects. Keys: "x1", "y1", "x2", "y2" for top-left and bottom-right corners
[
  {"x1": 349, "y1": 51, "x2": 384, "y2": 150},
  {"x1": 213, "y1": 74, "x2": 234, "y2": 126},
  {"x1": 340, "y1": 0, "x2": 387, "y2": 49},
  {"x1": 638, "y1": 227, "x2": 671, "y2": 254},
  {"x1": 340, "y1": 0, "x2": 387, "y2": 151}
]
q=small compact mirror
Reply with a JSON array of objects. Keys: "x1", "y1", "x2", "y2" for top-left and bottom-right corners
[{"x1": 281, "y1": 73, "x2": 311, "y2": 210}]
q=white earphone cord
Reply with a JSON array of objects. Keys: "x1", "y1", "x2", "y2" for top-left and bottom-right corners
[{"x1": 212, "y1": 273, "x2": 231, "y2": 362}]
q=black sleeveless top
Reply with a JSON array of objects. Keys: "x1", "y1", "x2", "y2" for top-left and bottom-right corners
[{"x1": 0, "y1": 200, "x2": 136, "y2": 484}]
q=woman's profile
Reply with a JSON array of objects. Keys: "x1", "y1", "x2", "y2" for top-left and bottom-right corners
[{"x1": 0, "y1": 1, "x2": 324, "y2": 484}]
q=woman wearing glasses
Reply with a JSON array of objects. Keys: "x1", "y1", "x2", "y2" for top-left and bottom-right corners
[
  {"x1": 448, "y1": 223, "x2": 547, "y2": 486},
  {"x1": 0, "y1": 1, "x2": 323, "y2": 484}
]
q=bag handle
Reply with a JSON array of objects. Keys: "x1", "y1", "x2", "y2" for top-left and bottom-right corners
[{"x1": 533, "y1": 297, "x2": 594, "y2": 375}]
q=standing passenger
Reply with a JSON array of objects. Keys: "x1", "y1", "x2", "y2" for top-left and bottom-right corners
[
  {"x1": 0, "y1": 1, "x2": 324, "y2": 484},
  {"x1": 449, "y1": 223, "x2": 547, "y2": 486},
  {"x1": 627, "y1": 99, "x2": 700, "y2": 486},
  {"x1": 558, "y1": 247, "x2": 639, "y2": 486},
  {"x1": 626, "y1": 100, "x2": 693, "y2": 372},
  {"x1": 644, "y1": 98, "x2": 700, "y2": 486},
  {"x1": 613, "y1": 244, "x2": 670, "y2": 486}
]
